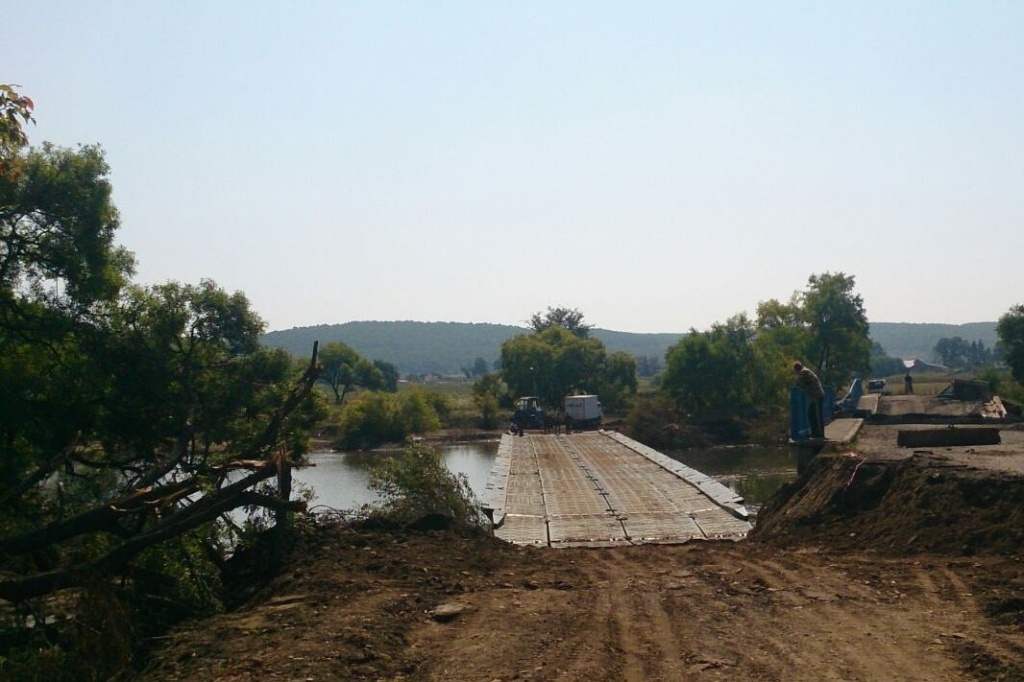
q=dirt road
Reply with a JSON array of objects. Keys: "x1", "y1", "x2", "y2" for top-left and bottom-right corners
[{"x1": 144, "y1": 521, "x2": 1024, "y2": 681}]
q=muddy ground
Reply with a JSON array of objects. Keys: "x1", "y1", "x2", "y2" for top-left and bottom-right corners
[{"x1": 142, "y1": 410, "x2": 1024, "y2": 681}]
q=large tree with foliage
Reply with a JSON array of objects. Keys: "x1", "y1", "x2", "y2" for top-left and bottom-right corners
[
  {"x1": 755, "y1": 272, "x2": 870, "y2": 389},
  {"x1": 501, "y1": 323, "x2": 635, "y2": 409},
  {"x1": 800, "y1": 272, "x2": 871, "y2": 387},
  {"x1": 660, "y1": 273, "x2": 869, "y2": 429},
  {"x1": 662, "y1": 314, "x2": 787, "y2": 418},
  {"x1": 317, "y1": 341, "x2": 386, "y2": 404},
  {"x1": 997, "y1": 304, "x2": 1024, "y2": 383},
  {"x1": 934, "y1": 336, "x2": 996, "y2": 369},
  {"x1": 0, "y1": 92, "x2": 323, "y2": 671}
]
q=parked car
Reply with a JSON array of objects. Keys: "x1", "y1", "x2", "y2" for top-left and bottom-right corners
[{"x1": 866, "y1": 379, "x2": 890, "y2": 395}]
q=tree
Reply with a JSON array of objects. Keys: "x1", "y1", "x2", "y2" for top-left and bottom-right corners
[
  {"x1": 662, "y1": 314, "x2": 785, "y2": 419},
  {"x1": 501, "y1": 325, "x2": 611, "y2": 407},
  {"x1": 528, "y1": 305, "x2": 592, "y2": 338},
  {"x1": 0, "y1": 277, "x2": 323, "y2": 603},
  {"x1": 997, "y1": 304, "x2": 1024, "y2": 383},
  {"x1": 934, "y1": 336, "x2": 995, "y2": 368},
  {"x1": 800, "y1": 272, "x2": 871, "y2": 387},
  {"x1": 335, "y1": 388, "x2": 443, "y2": 450},
  {"x1": 934, "y1": 336, "x2": 969, "y2": 368},
  {"x1": 1, "y1": 142, "x2": 136, "y2": 483},
  {"x1": 593, "y1": 350, "x2": 638, "y2": 410},
  {"x1": 373, "y1": 359, "x2": 400, "y2": 392},
  {"x1": 0, "y1": 102, "x2": 321, "y2": 645},
  {"x1": 317, "y1": 341, "x2": 383, "y2": 404},
  {"x1": 755, "y1": 296, "x2": 811, "y2": 363},
  {"x1": 1, "y1": 143, "x2": 135, "y2": 318},
  {"x1": 461, "y1": 356, "x2": 491, "y2": 379},
  {"x1": 870, "y1": 341, "x2": 904, "y2": 377},
  {"x1": 753, "y1": 273, "x2": 870, "y2": 390},
  {"x1": 366, "y1": 443, "x2": 483, "y2": 527},
  {"x1": 635, "y1": 354, "x2": 662, "y2": 378},
  {"x1": 472, "y1": 372, "x2": 505, "y2": 428}
]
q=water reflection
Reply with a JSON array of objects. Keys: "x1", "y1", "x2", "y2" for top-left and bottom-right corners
[
  {"x1": 294, "y1": 442, "x2": 499, "y2": 512},
  {"x1": 666, "y1": 445, "x2": 806, "y2": 510}
]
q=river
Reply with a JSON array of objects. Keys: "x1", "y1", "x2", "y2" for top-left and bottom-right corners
[{"x1": 294, "y1": 440, "x2": 806, "y2": 515}]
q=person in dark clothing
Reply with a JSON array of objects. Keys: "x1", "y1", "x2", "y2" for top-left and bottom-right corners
[
  {"x1": 904, "y1": 373, "x2": 914, "y2": 395},
  {"x1": 794, "y1": 362, "x2": 826, "y2": 439}
]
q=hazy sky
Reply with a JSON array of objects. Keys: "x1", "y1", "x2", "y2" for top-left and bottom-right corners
[{"x1": 8, "y1": 2, "x2": 1023, "y2": 333}]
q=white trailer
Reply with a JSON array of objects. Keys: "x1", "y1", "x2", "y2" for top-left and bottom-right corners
[{"x1": 563, "y1": 394, "x2": 603, "y2": 429}]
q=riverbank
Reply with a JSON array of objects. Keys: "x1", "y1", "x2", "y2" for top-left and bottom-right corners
[{"x1": 141, "y1": 413, "x2": 1024, "y2": 681}]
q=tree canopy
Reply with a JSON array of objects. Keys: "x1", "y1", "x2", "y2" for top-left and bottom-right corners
[
  {"x1": 662, "y1": 314, "x2": 787, "y2": 418},
  {"x1": 0, "y1": 89, "x2": 324, "y2": 665},
  {"x1": 661, "y1": 272, "x2": 871, "y2": 426},
  {"x1": 755, "y1": 272, "x2": 870, "y2": 387},
  {"x1": 529, "y1": 305, "x2": 593, "y2": 338},
  {"x1": 997, "y1": 304, "x2": 1024, "y2": 383},
  {"x1": 933, "y1": 336, "x2": 997, "y2": 369},
  {"x1": 501, "y1": 316, "x2": 636, "y2": 409},
  {"x1": 800, "y1": 272, "x2": 871, "y2": 387},
  {"x1": 317, "y1": 340, "x2": 389, "y2": 404}
]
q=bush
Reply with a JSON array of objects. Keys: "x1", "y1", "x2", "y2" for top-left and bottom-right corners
[
  {"x1": 364, "y1": 444, "x2": 484, "y2": 527},
  {"x1": 334, "y1": 388, "x2": 443, "y2": 449}
]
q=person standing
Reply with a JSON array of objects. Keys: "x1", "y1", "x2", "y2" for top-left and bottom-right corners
[
  {"x1": 793, "y1": 362, "x2": 826, "y2": 439},
  {"x1": 904, "y1": 372, "x2": 914, "y2": 395}
]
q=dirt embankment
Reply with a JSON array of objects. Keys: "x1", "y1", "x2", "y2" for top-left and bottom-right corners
[
  {"x1": 753, "y1": 450, "x2": 1024, "y2": 557},
  {"x1": 142, "y1": 429, "x2": 1024, "y2": 682}
]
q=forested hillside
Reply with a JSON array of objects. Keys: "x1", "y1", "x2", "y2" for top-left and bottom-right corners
[
  {"x1": 869, "y1": 322, "x2": 998, "y2": 362},
  {"x1": 262, "y1": 321, "x2": 998, "y2": 376},
  {"x1": 261, "y1": 322, "x2": 683, "y2": 376}
]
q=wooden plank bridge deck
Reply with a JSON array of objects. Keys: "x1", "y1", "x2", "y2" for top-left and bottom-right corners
[{"x1": 482, "y1": 431, "x2": 752, "y2": 548}]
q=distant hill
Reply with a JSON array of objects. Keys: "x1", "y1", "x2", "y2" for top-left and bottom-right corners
[
  {"x1": 868, "y1": 322, "x2": 998, "y2": 363},
  {"x1": 261, "y1": 321, "x2": 683, "y2": 376},
  {"x1": 262, "y1": 320, "x2": 998, "y2": 377}
]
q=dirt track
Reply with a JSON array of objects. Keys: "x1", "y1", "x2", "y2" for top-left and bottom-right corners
[
  {"x1": 142, "y1": 523, "x2": 1024, "y2": 681},
  {"x1": 144, "y1": 410, "x2": 1024, "y2": 681}
]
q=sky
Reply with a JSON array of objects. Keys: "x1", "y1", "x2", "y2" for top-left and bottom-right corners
[{"x1": 7, "y1": 2, "x2": 1023, "y2": 333}]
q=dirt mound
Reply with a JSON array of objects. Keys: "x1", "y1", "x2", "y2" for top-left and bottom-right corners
[{"x1": 752, "y1": 451, "x2": 1024, "y2": 557}]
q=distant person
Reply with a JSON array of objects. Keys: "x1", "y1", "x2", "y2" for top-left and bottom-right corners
[
  {"x1": 904, "y1": 373, "x2": 914, "y2": 395},
  {"x1": 793, "y1": 362, "x2": 825, "y2": 439}
]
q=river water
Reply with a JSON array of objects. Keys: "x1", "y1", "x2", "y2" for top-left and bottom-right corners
[{"x1": 294, "y1": 440, "x2": 806, "y2": 515}]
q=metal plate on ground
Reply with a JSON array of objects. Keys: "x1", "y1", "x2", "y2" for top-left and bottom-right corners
[
  {"x1": 619, "y1": 512, "x2": 705, "y2": 543},
  {"x1": 690, "y1": 508, "x2": 752, "y2": 539},
  {"x1": 547, "y1": 514, "x2": 626, "y2": 546},
  {"x1": 495, "y1": 514, "x2": 548, "y2": 546}
]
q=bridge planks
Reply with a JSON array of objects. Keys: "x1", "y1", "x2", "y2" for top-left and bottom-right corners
[{"x1": 483, "y1": 431, "x2": 752, "y2": 548}]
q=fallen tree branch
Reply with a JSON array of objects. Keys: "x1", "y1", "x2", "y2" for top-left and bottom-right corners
[
  {"x1": 0, "y1": 435, "x2": 81, "y2": 507},
  {"x1": 0, "y1": 343, "x2": 322, "y2": 601},
  {"x1": 0, "y1": 473, "x2": 305, "y2": 602}
]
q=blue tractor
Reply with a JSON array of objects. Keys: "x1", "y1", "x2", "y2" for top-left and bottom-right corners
[{"x1": 512, "y1": 396, "x2": 546, "y2": 431}]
